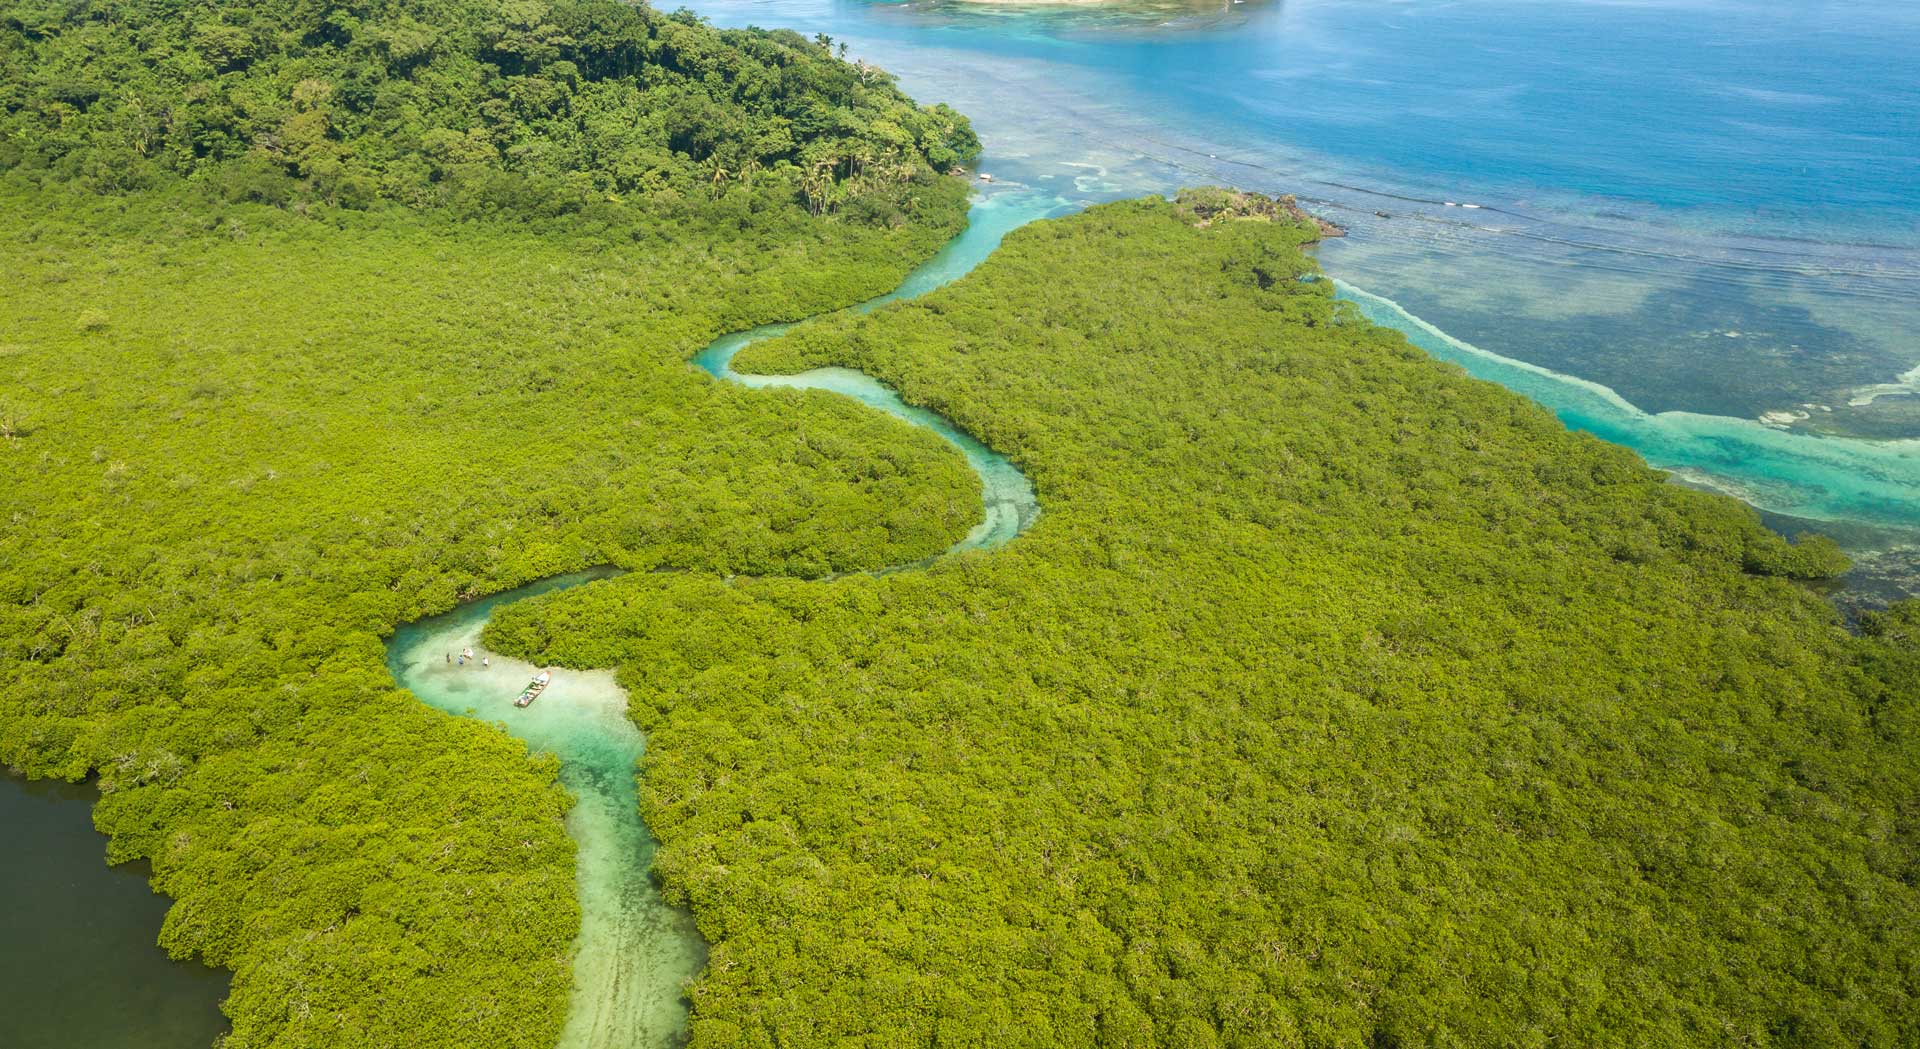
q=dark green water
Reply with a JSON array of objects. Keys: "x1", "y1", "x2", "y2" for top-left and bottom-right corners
[
  {"x1": 0, "y1": 189, "x2": 1051, "y2": 1049},
  {"x1": 0, "y1": 776, "x2": 229, "y2": 1048}
]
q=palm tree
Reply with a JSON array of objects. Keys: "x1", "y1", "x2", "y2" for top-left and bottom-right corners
[
  {"x1": 800, "y1": 171, "x2": 827, "y2": 215},
  {"x1": 707, "y1": 159, "x2": 732, "y2": 199},
  {"x1": 814, "y1": 155, "x2": 839, "y2": 210}
]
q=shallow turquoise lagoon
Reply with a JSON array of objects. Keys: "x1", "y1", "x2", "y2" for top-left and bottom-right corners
[
  {"x1": 14, "y1": 2, "x2": 1920, "y2": 1038},
  {"x1": 678, "y1": 0, "x2": 1920, "y2": 593}
]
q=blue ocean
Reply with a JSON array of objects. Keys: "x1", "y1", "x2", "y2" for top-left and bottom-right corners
[{"x1": 681, "y1": 0, "x2": 1920, "y2": 599}]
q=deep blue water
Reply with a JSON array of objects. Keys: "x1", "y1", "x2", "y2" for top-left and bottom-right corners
[
  {"x1": 841, "y1": 0, "x2": 1920, "y2": 227},
  {"x1": 685, "y1": 0, "x2": 1920, "y2": 595},
  {"x1": 684, "y1": 0, "x2": 1920, "y2": 408},
  {"x1": 5, "y1": 5, "x2": 1916, "y2": 1043}
]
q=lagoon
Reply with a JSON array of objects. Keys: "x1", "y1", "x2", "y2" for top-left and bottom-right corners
[
  {"x1": 678, "y1": 0, "x2": 1920, "y2": 596},
  {"x1": 0, "y1": 777, "x2": 229, "y2": 1048},
  {"x1": 10, "y1": 1, "x2": 1919, "y2": 1040}
]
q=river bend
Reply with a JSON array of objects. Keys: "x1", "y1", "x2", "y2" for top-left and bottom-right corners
[{"x1": 382, "y1": 190, "x2": 1059, "y2": 1048}]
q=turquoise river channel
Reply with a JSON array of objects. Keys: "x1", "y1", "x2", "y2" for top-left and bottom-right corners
[
  {"x1": 12, "y1": 173, "x2": 1918, "y2": 1044},
  {"x1": 380, "y1": 190, "x2": 1050, "y2": 1049}
]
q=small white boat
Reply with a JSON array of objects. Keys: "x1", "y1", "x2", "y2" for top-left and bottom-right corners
[{"x1": 515, "y1": 670, "x2": 554, "y2": 708}]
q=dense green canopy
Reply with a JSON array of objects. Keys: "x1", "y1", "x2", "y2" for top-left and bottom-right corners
[
  {"x1": 486, "y1": 196, "x2": 1920, "y2": 1047},
  {"x1": 3, "y1": 0, "x2": 1915, "y2": 1041},
  {"x1": 0, "y1": 195, "x2": 979, "y2": 1044},
  {"x1": 0, "y1": 0, "x2": 982, "y2": 1043},
  {"x1": 0, "y1": 0, "x2": 979, "y2": 224}
]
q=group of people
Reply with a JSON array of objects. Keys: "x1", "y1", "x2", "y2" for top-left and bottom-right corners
[{"x1": 448, "y1": 646, "x2": 489, "y2": 668}]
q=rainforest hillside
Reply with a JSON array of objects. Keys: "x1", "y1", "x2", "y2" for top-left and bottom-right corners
[
  {"x1": 5, "y1": 0, "x2": 1917, "y2": 1042},
  {"x1": 0, "y1": 0, "x2": 978, "y2": 226},
  {"x1": 0, "y1": 0, "x2": 984, "y2": 1044},
  {"x1": 486, "y1": 195, "x2": 1920, "y2": 1047}
]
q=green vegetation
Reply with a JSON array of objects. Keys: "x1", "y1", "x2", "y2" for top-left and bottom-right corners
[
  {"x1": 5, "y1": 0, "x2": 1916, "y2": 1041},
  {"x1": 0, "y1": 0, "x2": 985, "y2": 1043},
  {"x1": 0, "y1": 0, "x2": 979, "y2": 224},
  {"x1": 0, "y1": 199, "x2": 979, "y2": 1043},
  {"x1": 484, "y1": 196, "x2": 1920, "y2": 1047}
]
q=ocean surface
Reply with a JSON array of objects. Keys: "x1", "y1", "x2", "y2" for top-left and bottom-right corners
[
  {"x1": 7, "y1": 3, "x2": 1919, "y2": 1042},
  {"x1": 681, "y1": 0, "x2": 1920, "y2": 601}
]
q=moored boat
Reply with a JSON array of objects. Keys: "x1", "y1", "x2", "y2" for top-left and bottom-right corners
[{"x1": 515, "y1": 669, "x2": 554, "y2": 708}]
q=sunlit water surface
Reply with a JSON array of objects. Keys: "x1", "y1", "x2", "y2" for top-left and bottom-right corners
[
  {"x1": 17, "y1": 3, "x2": 1920, "y2": 1040},
  {"x1": 680, "y1": 0, "x2": 1920, "y2": 598}
]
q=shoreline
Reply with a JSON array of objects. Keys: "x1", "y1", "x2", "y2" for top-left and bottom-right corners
[
  {"x1": 923, "y1": 0, "x2": 1263, "y2": 9},
  {"x1": 1332, "y1": 276, "x2": 1920, "y2": 609}
]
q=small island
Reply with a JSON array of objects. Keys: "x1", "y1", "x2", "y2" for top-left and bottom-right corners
[{"x1": 1173, "y1": 185, "x2": 1349, "y2": 238}]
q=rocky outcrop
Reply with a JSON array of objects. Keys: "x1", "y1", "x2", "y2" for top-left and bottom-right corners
[{"x1": 1174, "y1": 187, "x2": 1348, "y2": 240}]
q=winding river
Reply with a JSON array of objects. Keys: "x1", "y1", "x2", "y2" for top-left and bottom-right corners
[
  {"x1": 18, "y1": 1, "x2": 1920, "y2": 1040},
  {"x1": 381, "y1": 189, "x2": 1056, "y2": 1048}
]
